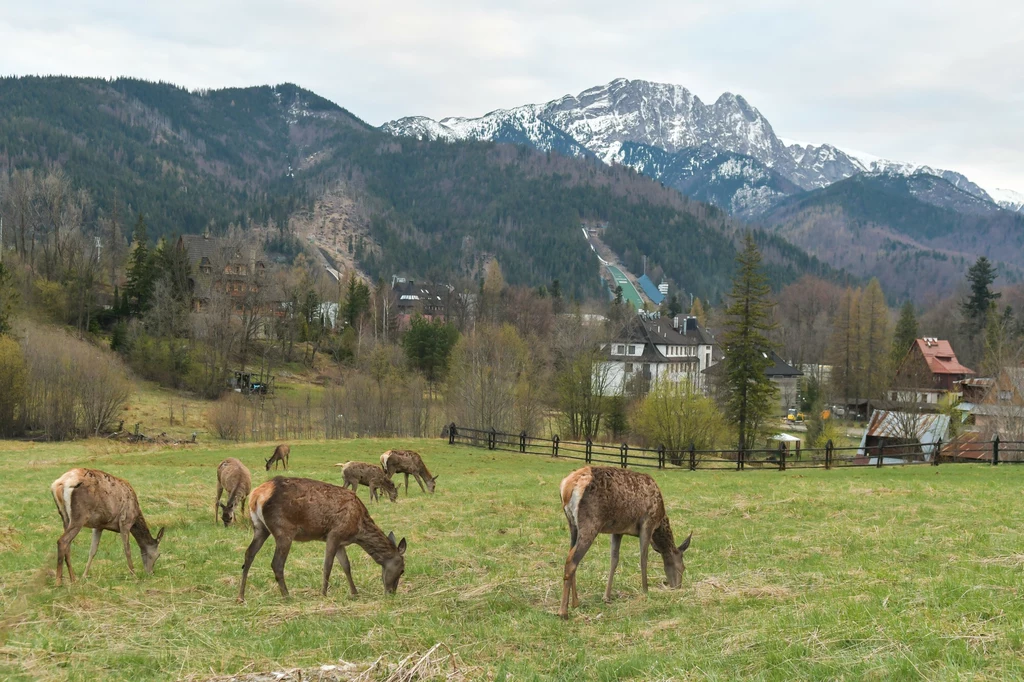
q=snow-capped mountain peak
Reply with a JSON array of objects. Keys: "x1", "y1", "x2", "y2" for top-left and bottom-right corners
[{"x1": 380, "y1": 78, "x2": 1018, "y2": 214}]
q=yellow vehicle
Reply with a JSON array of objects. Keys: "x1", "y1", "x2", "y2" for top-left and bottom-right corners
[{"x1": 786, "y1": 409, "x2": 806, "y2": 423}]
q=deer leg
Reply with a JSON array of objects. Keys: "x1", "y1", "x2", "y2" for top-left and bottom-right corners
[
  {"x1": 639, "y1": 523, "x2": 652, "y2": 594},
  {"x1": 55, "y1": 524, "x2": 83, "y2": 586},
  {"x1": 566, "y1": 516, "x2": 580, "y2": 608},
  {"x1": 334, "y1": 546, "x2": 358, "y2": 596},
  {"x1": 270, "y1": 536, "x2": 293, "y2": 598},
  {"x1": 413, "y1": 474, "x2": 426, "y2": 493},
  {"x1": 215, "y1": 484, "x2": 223, "y2": 523},
  {"x1": 82, "y1": 529, "x2": 102, "y2": 580},
  {"x1": 559, "y1": 526, "x2": 597, "y2": 619},
  {"x1": 238, "y1": 524, "x2": 270, "y2": 602},
  {"x1": 322, "y1": 535, "x2": 342, "y2": 596},
  {"x1": 403, "y1": 473, "x2": 409, "y2": 494},
  {"x1": 604, "y1": 533, "x2": 622, "y2": 603},
  {"x1": 369, "y1": 485, "x2": 377, "y2": 502},
  {"x1": 283, "y1": 454, "x2": 288, "y2": 470},
  {"x1": 120, "y1": 526, "x2": 136, "y2": 577}
]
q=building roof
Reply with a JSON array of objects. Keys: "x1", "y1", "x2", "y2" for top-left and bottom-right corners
[
  {"x1": 637, "y1": 275, "x2": 665, "y2": 305},
  {"x1": 914, "y1": 338, "x2": 975, "y2": 376},
  {"x1": 861, "y1": 410, "x2": 950, "y2": 441},
  {"x1": 764, "y1": 350, "x2": 804, "y2": 378}
]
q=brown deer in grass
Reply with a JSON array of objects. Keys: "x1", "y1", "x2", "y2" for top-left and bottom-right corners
[
  {"x1": 558, "y1": 466, "x2": 692, "y2": 619},
  {"x1": 215, "y1": 458, "x2": 252, "y2": 526},
  {"x1": 238, "y1": 477, "x2": 407, "y2": 602},
  {"x1": 380, "y1": 450, "x2": 437, "y2": 495},
  {"x1": 265, "y1": 444, "x2": 290, "y2": 471},
  {"x1": 50, "y1": 468, "x2": 165, "y2": 586},
  {"x1": 335, "y1": 461, "x2": 399, "y2": 502}
]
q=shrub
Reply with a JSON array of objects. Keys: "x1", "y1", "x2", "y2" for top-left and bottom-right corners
[
  {"x1": 19, "y1": 323, "x2": 133, "y2": 439},
  {"x1": 0, "y1": 336, "x2": 27, "y2": 436},
  {"x1": 632, "y1": 379, "x2": 727, "y2": 458},
  {"x1": 208, "y1": 395, "x2": 246, "y2": 441}
]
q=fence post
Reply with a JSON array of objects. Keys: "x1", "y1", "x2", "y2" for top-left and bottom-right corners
[
  {"x1": 552, "y1": 435, "x2": 560, "y2": 458},
  {"x1": 620, "y1": 443, "x2": 628, "y2": 468},
  {"x1": 449, "y1": 422, "x2": 457, "y2": 445},
  {"x1": 825, "y1": 439, "x2": 833, "y2": 470},
  {"x1": 876, "y1": 445, "x2": 884, "y2": 468},
  {"x1": 993, "y1": 435, "x2": 1000, "y2": 466},
  {"x1": 520, "y1": 431, "x2": 527, "y2": 454},
  {"x1": 489, "y1": 428, "x2": 496, "y2": 451},
  {"x1": 779, "y1": 441, "x2": 786, "y2": 472},
  {"x1": 689, "y1": 443, "x2": 696, "y2": 471},
  {"x1": 933, "y1": 438, "x2": 942, "y2": 466},
  {"x1": 658, "y1": 444, "x2": 665, "y2": 470},
  {"x1": 737, "y1": 446, "x2": 744, "y2": 471},
  {"x1": 585, "y1": 438, "x2": 592, "y2": 464}
]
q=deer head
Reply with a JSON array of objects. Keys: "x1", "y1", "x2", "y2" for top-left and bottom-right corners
[
  {"x1": 382, "y1": 531, "x2": 407, "y2": 594},
  {"x1": 220, "y1": 502, "x2": 236, "y2": 527},
  {"x1": 661, "y1": 531, "x2": 692, "y2": 589},
  {"x1": 141, "y1": 527, "x2": 166, "y2": 574},
  {"x1": 264, "y1": 457, "x2": 272, "y2": 471},
  {"x1": 426, "y1": 475, "x2": 438, "y2": 494},
  {"x1": 382, "y1": 479, "x2": 399, "y2": 503}
]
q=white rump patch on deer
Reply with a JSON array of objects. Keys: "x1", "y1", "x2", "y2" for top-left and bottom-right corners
[
  {"x1": 381, "y1": 451, "x2": 392, "y2": 469},
  {"x1": 560, "y1": 468, "x2": 592, "y2": 528}
]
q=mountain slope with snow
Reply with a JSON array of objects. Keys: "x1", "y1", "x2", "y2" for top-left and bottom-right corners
[{"x1": 383, "y1": 78, "x2": 1010, "y2": 216}]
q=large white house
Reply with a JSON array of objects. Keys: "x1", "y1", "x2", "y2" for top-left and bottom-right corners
[{"x1": 600, "y1": 313, "x2": 721, "y2": 394}]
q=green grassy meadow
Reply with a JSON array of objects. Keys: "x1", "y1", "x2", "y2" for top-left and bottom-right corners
[{"x1": 1, "y1": 438, "x2": 1024, "y2": 680}]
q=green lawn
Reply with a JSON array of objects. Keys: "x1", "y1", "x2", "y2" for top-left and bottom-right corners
[{"x1": 1, "y1": 438, "x2": 1024, "y2": 680}]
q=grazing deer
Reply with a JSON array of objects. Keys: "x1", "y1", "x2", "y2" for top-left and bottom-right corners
[
  {"x1": 265, "y1": 444, "x2": 290, "y2": 471},
  {"x1": 215, "y1": 458, "x2": 252, "y2": 526},
  {"x1": 50, "y1": 468, "x2": 165, "y2": 586},
  {"x1": 238, "y1": 477, "x2": 407, "y2": 602},
  {"x1": 335, "y1": 461, "x2": 398, "y2": 503},
  {"x1": 558, "y1": 466, "x2": 692, "y2": 619},
  {"x1": 380, "y1": 450, "x2": 437, "y2": 495}
]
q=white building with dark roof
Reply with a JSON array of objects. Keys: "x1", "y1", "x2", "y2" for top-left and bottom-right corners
[{"x1": 600, "y1": 313, "x2": 721, "y2": 394}]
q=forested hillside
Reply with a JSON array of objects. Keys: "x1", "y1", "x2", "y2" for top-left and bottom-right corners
[
  {"x1": 762, "y1": 173, "x2": 1024, "y2": 301},
  {"x1": 0, "y1": 76, "x2": 835, "y2": 300}
]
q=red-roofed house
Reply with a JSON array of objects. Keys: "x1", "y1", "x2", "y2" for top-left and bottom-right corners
[{"x1": 889, "y1": 337, "x2": 975, "y2": 405}]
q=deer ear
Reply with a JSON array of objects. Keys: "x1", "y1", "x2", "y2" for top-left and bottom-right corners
[
  {"x1": 679, "y1": 532, "x2": 692, "y2": 553},
  {"x1": 156, "y1": 527, "x2": 165, "y2": 543},
  {"x1": 388, "y1": 531, "x2": 397, "y2": 546},
  {"x1": 433, "y1": 475, "x2": 439, "y2": 481},
  {"x1": 397, "y1": 537, "x2": 407, "y2": 555}
]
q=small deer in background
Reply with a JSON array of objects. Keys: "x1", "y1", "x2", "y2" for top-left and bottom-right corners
[
  {"x1": 558, "y1": 466, "x2": 691, "y2": 619},
  {"x1": 380, "y1": 450, "x2": 437, "y2": 495},
  {"x1": 238, "y1": 477, "x2": 407, "y2": 601},
  {"x1": 265, "y1": 444, "x2": 290, "y2": 471},
  {"x1": 215, "y1": 458, "x2": 252, "y2": 526},
  {"x1": 336, "y1": 461, "x2": 398, "y2": 502},
  {"x1": 50, "y1": 468, "x2": 165, "y2": 585}
]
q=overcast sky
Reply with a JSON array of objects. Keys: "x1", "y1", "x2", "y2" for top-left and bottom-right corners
[{"x1": 2, "y1": 0, "x2": 1022, "y2": 193}]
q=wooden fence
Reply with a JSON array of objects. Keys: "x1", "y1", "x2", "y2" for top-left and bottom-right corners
[{"x1": 444, "y1": 424, "x2": 1024, "y2": 471}]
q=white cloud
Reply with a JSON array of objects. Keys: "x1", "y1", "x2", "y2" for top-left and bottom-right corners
[{"x1": 0, "y1": 0, "x2": 1021, "y2": 190}]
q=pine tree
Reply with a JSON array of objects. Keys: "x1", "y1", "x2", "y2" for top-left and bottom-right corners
[
  {"x1": 124, "y1": 213, "x2": 156, "y2": 315},
  {"x1": 982, "y1": 301, "x2": 1007, "y2": 376},
  {"x1": 690, "y1": 297, "x2": 707, "y2": 327},
  {"x1": 960, "y1": 257, "x2": 1000, "y2": 330},
  {"x1": 858, "y1": 278, "x2": 890, "y2": 399},
  {"x1": 721, "y1": 233, "x2": 778, "y2": 453},
  {"x1": 666, "y1": 294, "x2": 682, "y2": 318},
  {"x1": 829, "y1": 287, "x2": 862, "y2": 404},
  {"x1": 890, "y1": 301, "x2": 918, "y2": 371}
]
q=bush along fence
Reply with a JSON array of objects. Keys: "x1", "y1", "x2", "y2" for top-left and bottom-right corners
[{"x1": 443, "y1": 424, "x2": 1024, "y2": 471}]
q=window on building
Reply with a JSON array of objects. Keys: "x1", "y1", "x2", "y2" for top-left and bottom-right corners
[
  {"x1": 999, "y1": 390, "x2": 1013, "y2": 402},
  {"x1": 627, "y1": 345, "x2": 637, "y2": 355},
  {"x1": 612, "y1": 344, "x2": 624, "y2": 355}
]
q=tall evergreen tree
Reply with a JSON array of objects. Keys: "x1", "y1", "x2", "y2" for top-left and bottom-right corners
[
  {"x1": 858, "y1": 278, "x2": 890, "y2": 399},
  {"x1": 403, "y1": 316, "x2": 459, "y2": 394},
  {"x1": 960, "y1": 257, "x2": 1000, "y2": 330},
  {"x1": 124, "y1": 213, "x2": 156, "y2": 315},
  {"x1": 829, "y1": 287, "x2": 861, "y2": 404},
  {"x1": 890, "y1": 301, "x2": 918, "y2": 371},
  {"x1": 721, "y1": 233, "x2": 778, "y2": 452}
]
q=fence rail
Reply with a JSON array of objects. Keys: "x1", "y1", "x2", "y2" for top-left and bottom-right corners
[{"x1": 445, "y1": 423, "x2": 1022, "y2": 472}]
